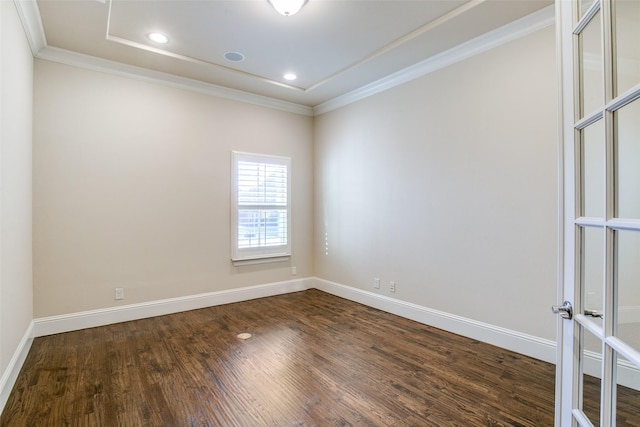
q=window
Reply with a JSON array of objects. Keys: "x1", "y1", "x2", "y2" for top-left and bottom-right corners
[{"x1": 231, "y1": 152, "x2": 291, "y2": 264}]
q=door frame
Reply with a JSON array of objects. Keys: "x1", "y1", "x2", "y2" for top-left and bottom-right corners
[{"x1": 555, "y1": 0, "x2": 575, "y2": 424}]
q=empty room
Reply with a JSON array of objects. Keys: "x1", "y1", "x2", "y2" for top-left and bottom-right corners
[{"x1": 1, "y1": 0, "x2": 639, "y2": 425}]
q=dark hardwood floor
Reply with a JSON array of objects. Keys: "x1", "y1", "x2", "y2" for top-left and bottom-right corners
[{"x1": 0, "y1": 290, "x2": 635, "y2": 426}]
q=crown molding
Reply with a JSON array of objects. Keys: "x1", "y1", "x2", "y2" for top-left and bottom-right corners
[
  {"x1": 314, "y1": 4, "x2": 556, "y2": 116},
  {"x1": 15, "y1": 0, "x2": 553, "y2": 117},
  {"x1": 13, "y1": 0, "x2": 46, "y2": 56},
  {"x1": 36, "y1": 46, "x2": 314, "y2": 116}
]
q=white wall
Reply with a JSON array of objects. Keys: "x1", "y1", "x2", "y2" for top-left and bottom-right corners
[
  {"x1": 314, "y1": 26, "x2": 558, "y2": 341},
  {"x1": 32, "y1": 9, "x2": 559, "y2": 348},
  {"x1": 0, "y1": 0, "x2": 34, "y2": 380},
  {"x1": 33, "y1": 60, "x2": 314, "y2": 317}
]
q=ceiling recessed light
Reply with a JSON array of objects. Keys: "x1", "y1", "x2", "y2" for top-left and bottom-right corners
[
  {"x1": 283, "y1": 73, "x2": 297, "y2": 81},
  {"x1": 224, "y1": 52, "x2": 245, "y2": 62},
  {"x1": 148, "y1": 32, "x2": 169, "y2": 44}
]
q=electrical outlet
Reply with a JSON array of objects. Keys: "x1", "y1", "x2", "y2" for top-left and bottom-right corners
[
  {"x1": 115, "y1": 287, "x2": 124, "y2": 300},
  {"x1": 374, "y1": 278, "x2": 380, "y2": 289},
  {"x1": 291, "y1": 266, "x2": 297, "y2": 276},
  {"x1": 389, "y1": 281, "x2": 396, "y2": 292}
]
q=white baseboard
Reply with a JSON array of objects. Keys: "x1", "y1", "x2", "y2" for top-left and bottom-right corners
[
  {"x1": 11, "y1": 276, "x2": 639, "y2": 415},
  {"x1": 0, "y1": 322, "x2": 34, "y2": 415},
  {"x1": 4, "y1": 277, "x2": 560, "y2": 416},
  {"x1": 32, "y1": 278, "x2": 314, "y2": 337},
  {"x1": 8, "y1": 275, "x2": 560, "y2": 417},
  {"x1": 312, "y1": 277, "x2": 557, "y2": 364}
]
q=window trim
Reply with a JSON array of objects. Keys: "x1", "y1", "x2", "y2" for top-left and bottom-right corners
[{"x1": 231, "y1": 151, "x2": 291, "y2": 265}]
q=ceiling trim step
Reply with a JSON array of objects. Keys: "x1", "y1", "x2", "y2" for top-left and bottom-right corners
[{"x1": 314, "y1": 4, "x2": 555, "y2": 116}]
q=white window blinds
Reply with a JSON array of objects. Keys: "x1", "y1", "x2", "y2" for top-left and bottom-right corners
[{"x1": 231, "y1": 152, "x2": 291, "y2": 263}]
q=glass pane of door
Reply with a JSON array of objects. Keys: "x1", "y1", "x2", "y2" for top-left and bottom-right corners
[
  {"x1": 615, "y1": 352, "x2": 640, "y2": 426},
  {"x1": 614, "y1": 0, "x2": 640, "y2": 96},
  {"x1": 616, "y1": 229, "x2": 640, "y2": 354},
  {"x1": 580, "y1": 10, "x2": 603, "y2": 118},
  {"x1": 615, "y1": 98, "x2": 640, "y2": 219},
  {"x1": 582, "y1": 120, "x2": 605, "y2": 218},
  {"x1": 582, "y1": 326, "x2": 603, "y2": 425},
  {"x1": 583, "y1": 226, "x2": 605, "y2": 322}
]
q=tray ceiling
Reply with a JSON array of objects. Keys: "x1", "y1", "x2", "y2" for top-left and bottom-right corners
[{"x1": 34, "y1": 0, "x2": 553, "y2": 109}]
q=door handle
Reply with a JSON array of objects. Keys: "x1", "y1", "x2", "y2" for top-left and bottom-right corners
[{"x1": 552, "y1": 301, "x2": 573, "y2": 320}]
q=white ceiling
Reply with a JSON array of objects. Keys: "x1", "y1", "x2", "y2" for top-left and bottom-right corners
[{"x1": 31, "y1": 0, "x2": 553, "y2": 110}]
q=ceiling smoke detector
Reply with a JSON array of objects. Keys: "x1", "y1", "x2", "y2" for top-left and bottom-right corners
[{"x1": 224, "y1": 52, "x2": 245, "y2": 62}]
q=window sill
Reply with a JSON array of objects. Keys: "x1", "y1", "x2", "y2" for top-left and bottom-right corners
[{"x1": 231, "y1": 255, "x2": 290, "y2": 267}]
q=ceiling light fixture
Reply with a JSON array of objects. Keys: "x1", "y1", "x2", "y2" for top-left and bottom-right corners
[
  {"x1": 283, "y1": 73, "x2": 297, "y2": 81},
  {"x1": 148, "y1": 32, "x2": 169, "y2": 44},
  {"x1": 267, "y1": 0, "x2": 307, "y2": 16}
]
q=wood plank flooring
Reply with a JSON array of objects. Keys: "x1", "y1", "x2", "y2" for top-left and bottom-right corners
[{"x1": 0, "y1": 290, "x2": 635, "y2": 426}]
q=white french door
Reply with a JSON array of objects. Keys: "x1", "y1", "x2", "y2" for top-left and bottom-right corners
[{"x1": 556, "y1": 0, "x2": 640, "y2": 425}]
